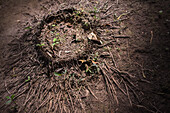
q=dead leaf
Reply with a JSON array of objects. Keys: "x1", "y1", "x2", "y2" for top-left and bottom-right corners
[
  {"x1": 87, "y1": 32, "x2": 102, "y2": 44},
  {"x1": 79, "y1": 60, "x2": 86, "y2": 63}
]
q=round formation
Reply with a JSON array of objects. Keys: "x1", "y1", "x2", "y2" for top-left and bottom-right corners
[{"x1": 36, "y1": 8, "x2": 93, "y2": 63}]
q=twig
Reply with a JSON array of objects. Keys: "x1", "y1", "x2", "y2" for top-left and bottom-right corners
[
  {"x1": 150, "y1": 31, "x2": 153, "y2": 44},
  {"x1": 127, "y1": 84, "x2": 140, "y2": 102},
  {"x1": 99, "y1": 65, "x2": 119, "y2": 104},
  {"x1": 14, "y1": 87, "x2": 28, "y2": 99},
  {"x1": 107, "y1": 46, "x2": 118, "y2": 68},
  {"x1": 60, "y1": 99, "x2": 64, "y2": 113},
  {"x1": 104, "y1": 60, "x2": 127, "y2": 95},
  {"x1": 116, "y1": 0, "x2": 119, "y2": 5},
  {"x1": 77, "y1": 95, "x2": 86, "y2": 113},
  {"x1": 54, "y1": 91, "x2": 61, "y2": 113},
  {"x1": 105, "y1": 4, "x2": 114, "y2": 13},
  {"x1": 67, "y1": 91, "x2": 74, "y2": 111},
  {"x1": 99, "y1": 0, "x2": 109, "y2": 11},
  {"x1": 112, "y1": 35, "x2": 130, "y2": 38},
  {"x1": 101, "y1": 12, "x2": 113, "y2": 19},
  {"x1": 110, "y1": 66, "x2": 135, "y2": 78},
  {"x1": 150, "y1": 102, "x2": 162, "y2": 113},
  {"x1": 97, "y1": 40, "x2": 116, "y2": 48},
  {"x1": 111, "y1": 76, "x2": 127, "y2": 95},
  {"x1": 124, "y1": 82, "x2": 132, "y2": 106},
  {"x1": 23, "y1": 83, "x2": 39, "y2": 110},
  {"x1": 135, "y1": 104, "x2": 155, "y2": 113},
  {"x1": 4, "y1": 80, "x2": 11, "y2": 95},
  {"x1": 86, "y1": 85, "x2": 99, "y2": 101},
  {"x1": 33, "y1": 94, "x2": 51, "y2": 113},
  {"x1": 48, "y1": 98, "x2": 53, "y2": 113}
]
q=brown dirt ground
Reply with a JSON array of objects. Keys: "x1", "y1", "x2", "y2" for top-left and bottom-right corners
[{"x1": 0, "y1": 0, "x2": 169, "y2": 113}]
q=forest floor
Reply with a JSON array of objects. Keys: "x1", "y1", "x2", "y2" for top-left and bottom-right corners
[{"x1": 0, "y1": 0, "x2": 169, "y2": 113}]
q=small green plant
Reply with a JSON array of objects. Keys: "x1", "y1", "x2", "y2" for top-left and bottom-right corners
[
  {"x1": 85, "y1": 62, "x2": 100, "y2": 73},
  {"x1": 115, "y1": 47, "x2": 120, "y2": 52},
  {"x1": 6, "y1": 94, "x2": 15, "y2": 105},
  {"x1": 93, "y1": 7, "x2": 98, "y2": 13},
  {"x1": 52, "y1": 33, "x2": 60, "y2": 46},
  {"x1": 25, "y1": 26, "x2": 32, "y2": 29},
  {"x1": 36, "y1": 43, "x2": 45, "y2": 47},
  {"x1": 89, "y1": 7, "x2": 99, "y2": 13},
  {"x1": 93, "y1": 15, "x2": 97, "y2": 19},
  {"x1": 52, "y1": 24, "x2": 56, "y2": 27},
  {"x1": 80, "y1": 58, "x2": 100, "y2": 74},
  {"x1": 84, "y1": 22, "x2": 89, "y2": 27},
  {"x1": 25, "y1": 76, "x2": 30, "y2": 82},
  {"x1": 53, "y1": 38, "x2": 57, "y2": 42},
  {"x1": 75, "y1": 10, "x2": 81, "y2": 16},
  {"x1": 54, "y1": 69, "x2": 67, "y2": 77},
  {"x1": 54, "y1": 72, "x2": 62, "y2": 76},
  {"x1": 52, "y1": 38, "x2": 60, "y2": 46},
  {"x1": 56, "y1": 33, "x2": 60, "y2": 36},
  {"x1": 93, "y1": 52, "x2": 99, "y2": 60}
]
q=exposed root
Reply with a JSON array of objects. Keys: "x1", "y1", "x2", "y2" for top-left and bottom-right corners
[
  {"x1": 0, "y1": 3, "x2": 140, "y2": 113},
  {"x1": 86, "y1": 85, "x2": 100, "y2": 101}
]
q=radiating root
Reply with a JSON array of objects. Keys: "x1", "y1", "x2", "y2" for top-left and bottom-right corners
[
  {"x1": 4, "y1": 80, "x2": 11, "y2": 95},
  {"x1": 33, "y1": 94, "x2": 51, "y2": 113},
  {"x1": 47, "y1": 97, "x2": 53, "y2": 113},
  {"x1": 135, "y1": 104, "x2": 155, "y2": 113},
  {"x1": 14, "y1": 87, "x2": 28, "y2": 99},
  {"x1": 110, "y1": 76, "x2": 127, "y2": 95},
  {"x1": 97, "y1": 40, "x2": 116, "y2": 48},
  {"x1": 86, "y1": 85, "x2": 100, "y2": 101},
  {"x1": 67, "y1": 91, "x2": 74, "y2": 111},
  {"x1": 107, "y1": 46, "x2": 118, "y2": 68},
  {"x1": 78, "y1": 97, "x2": 86, "y2": 113},
  {"x1": 1, "y1": 2, "x2": 140, "y2": 113},
  {"x1": 53, "y1": 91, "x2": 61, "y2": 113},
  {"x1": 99, "y1": 0, "x2": 109, "y2": 11},
  {"x1": 19, "y1": 84, "x2": 38, "y2": 112},
  {"x1": 99, "y1": 65, "x2": 118, "y2": 104},
  {"x1": 127, "y1": 84, "x2": 140, "y2": 102},
  {"x1": 104, "y1": 60, "x2": 127, "y2": 95},
  {"x1": 104, "y1": 4, "x2": 114, "y2": 13},
  {"x1": 99, "y1": 58, "x2": 138, "y2": 105},
  {"x1": 124, "y1": 81, "x2": 132, "y2": 106}
]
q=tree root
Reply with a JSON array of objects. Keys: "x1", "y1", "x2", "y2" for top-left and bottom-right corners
[{"x1": 0, "y1": 2, "x2": 141, "y2": 113}]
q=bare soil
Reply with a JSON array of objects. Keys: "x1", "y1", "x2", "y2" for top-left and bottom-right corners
[{"x1": 0, "y1": 0, "x2": 169, "y2": 113}]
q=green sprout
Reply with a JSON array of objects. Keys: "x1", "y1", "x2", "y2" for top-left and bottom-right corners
[
  {"x1": 54, "y1": 72, "x2": 62, "y2": 76},
  {"x1": 6, "y1": 94, "x2": 15, "y2": 105},
  {"x1": 94, "y1": 7, "x2": 98, "y2": 13},
  {"x1": 36, "y1": 43, "x2": 45, "y2": 47},
  {"x1": 89, "y1": 7, "x2": 99, "y2": 13},
  {"x1": 115, "y1": 47, "x2": 120, "y2": 52},
  {"x1": 52, "y1": 34, "x2": 60, "y2": 46},
  {"x1": 76, "y1": 11, "x2": 80, "y2": 16},
  {"x1": 53, "y1": 38, "x2": 57, "y2": 42},
  {"x1": 52, "y1": 38, "x2": 60, "y2": 46},
  {"x1": 56, "y1": 33, "x2": 60, "y2": 36},
  {"x1": 52, "y1": 24, "x2": 56, "y2": 27},
  {"x1": 25, "y1": 76, "x2": 30, "y2": 82},
  {"x1": 25, "y1": 26, "x2": 32, "y2": 29},
  {"x1": 84, "y1": 22, "x2": 89, "y2": 27}
]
